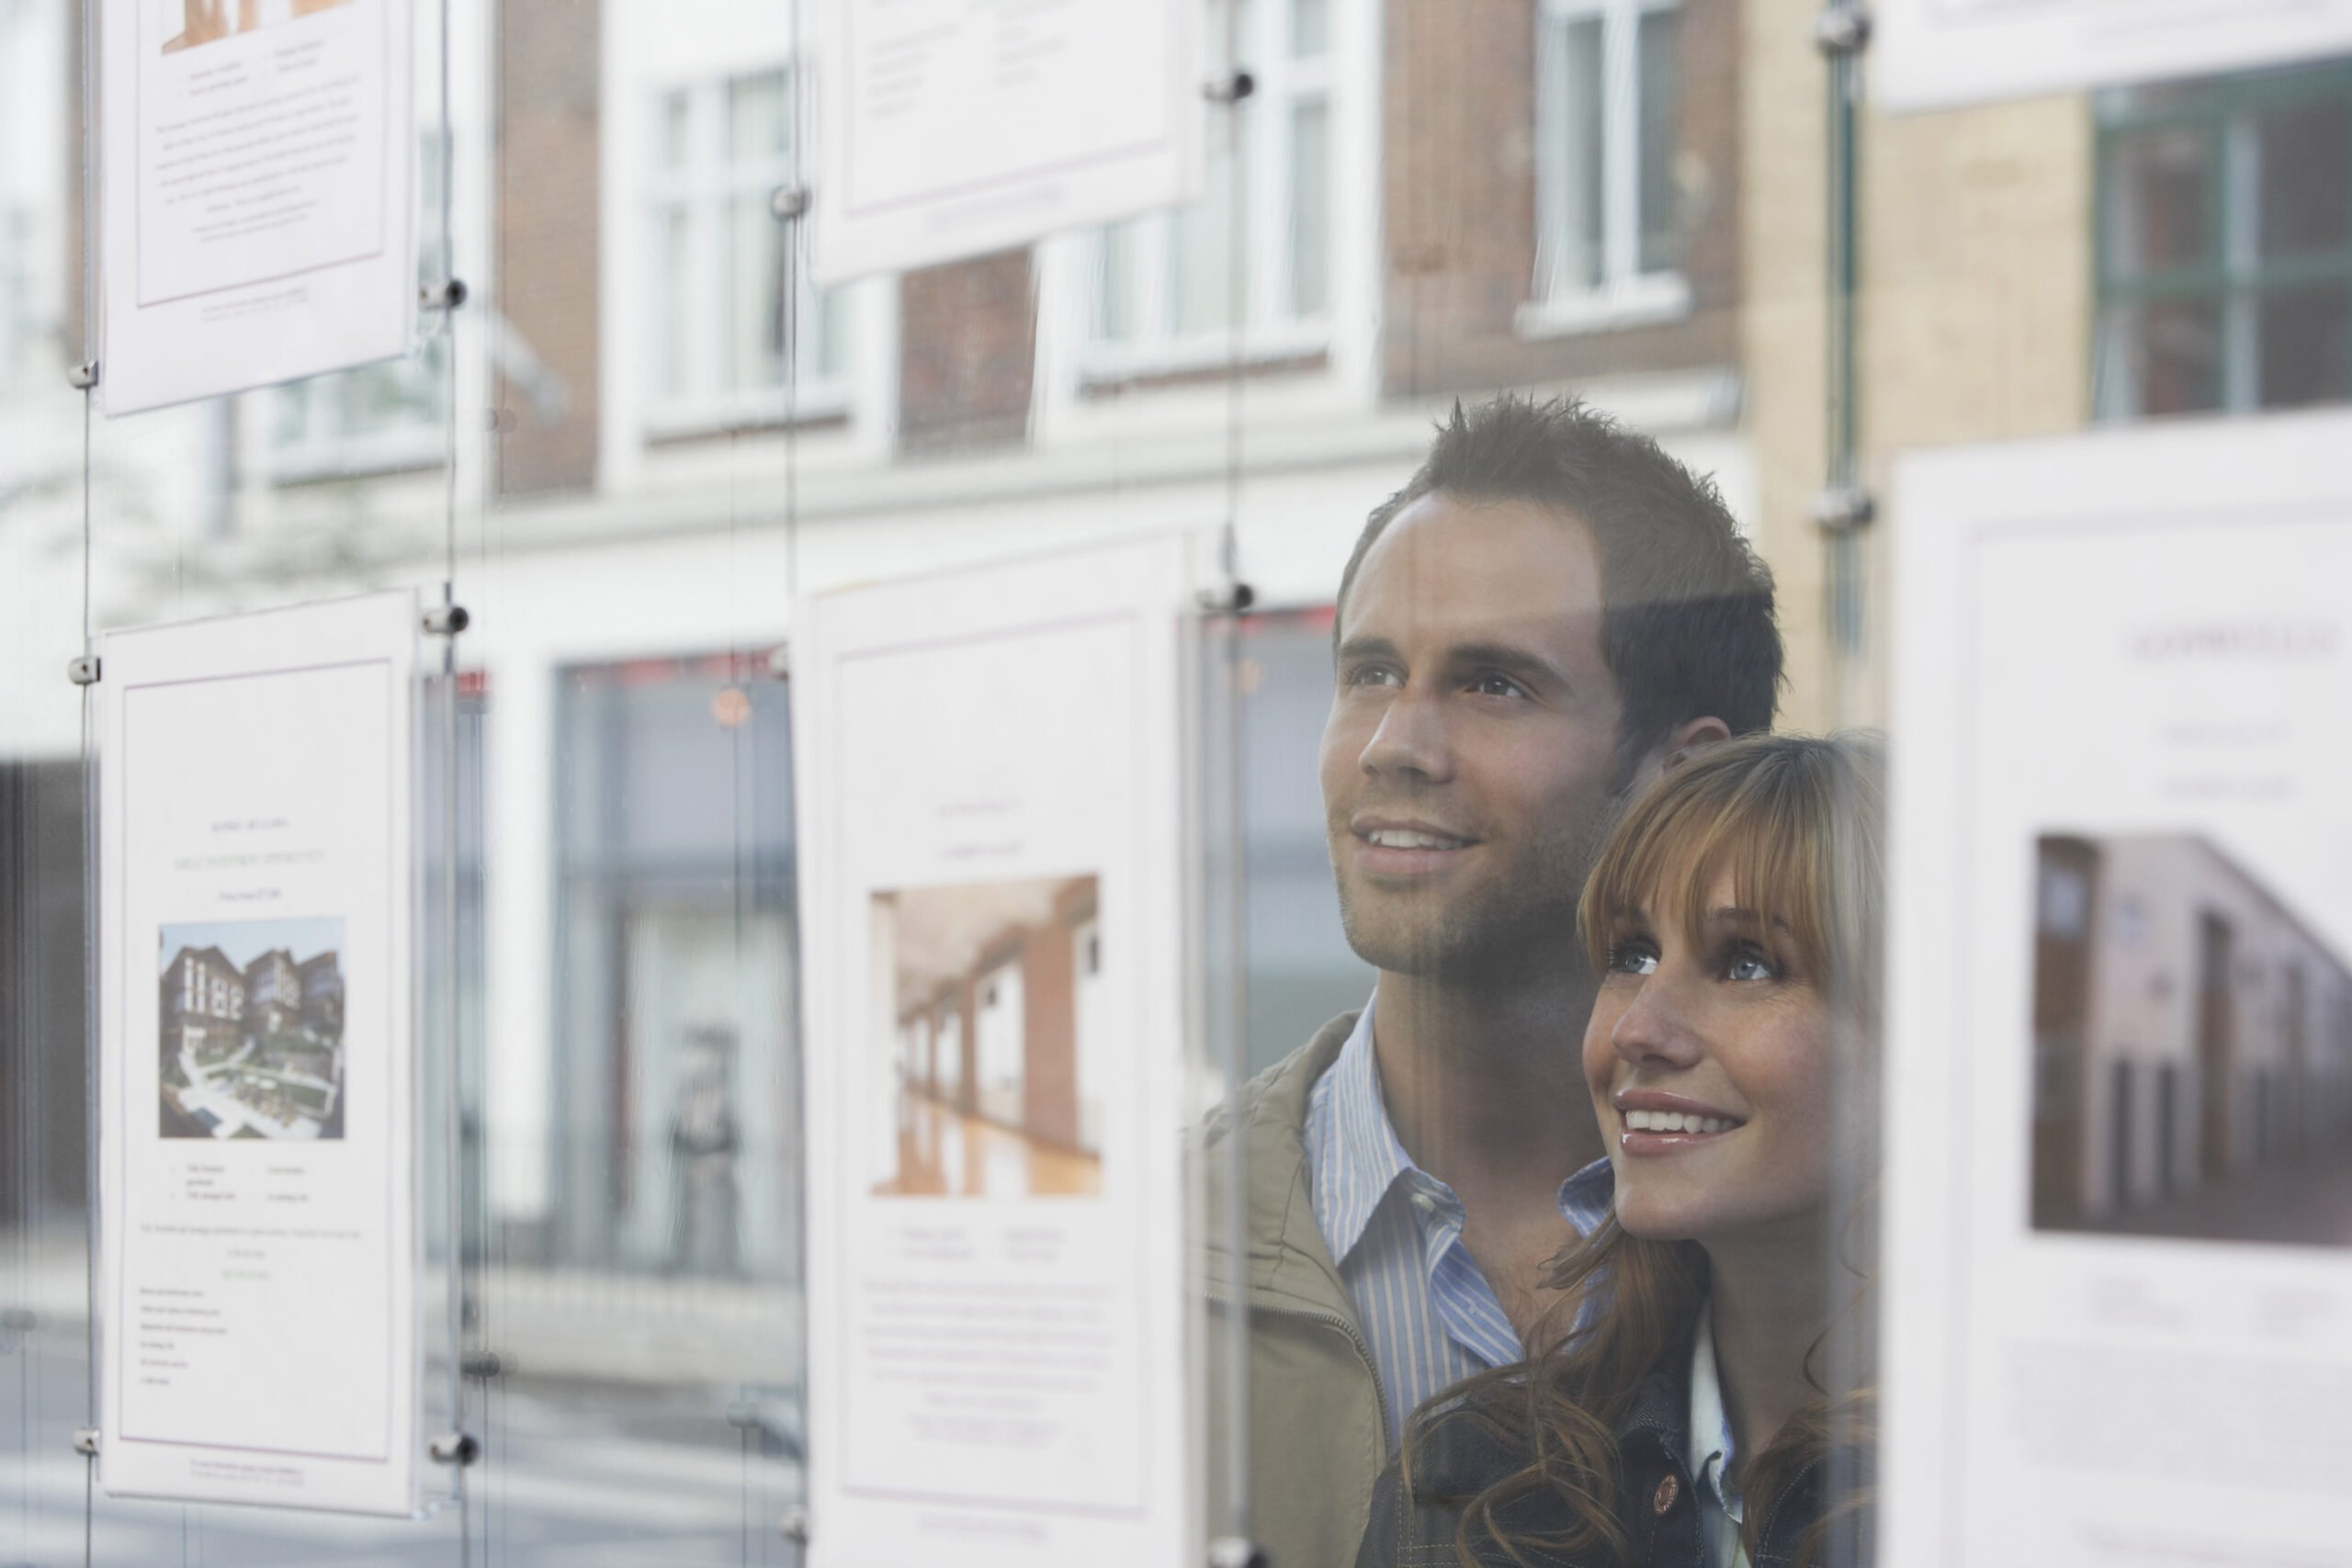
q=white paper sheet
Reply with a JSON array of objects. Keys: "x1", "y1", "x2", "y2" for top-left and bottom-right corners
[
  {"x1": 795, "y1": 535, "x2": 1206, "y2": 1568},
  {"x1": 98, "y1": 0, "x2": 416, "y2": 413},
  {"x1": 1883, "y1": 414, "x2": 2352, "y2": 1566},
  {"x1": 1876, "y1": 0, "x2": 2352, "y2": 111},
  {"x1": 809, "y1": 0, "x2": 1201, "y2": 283},
  {"x1": 98, "y1": 591, "x2": 422, "y2": 1517}
]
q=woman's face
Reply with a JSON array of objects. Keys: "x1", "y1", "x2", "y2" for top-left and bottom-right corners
[{"x1": 1583, "y1": 865, "x2": 1836, "y2": 1245}]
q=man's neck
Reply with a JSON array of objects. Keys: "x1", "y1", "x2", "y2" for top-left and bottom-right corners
[{"x1": 1368, "y1": 964, "x2": 1603, "y2": 1205}]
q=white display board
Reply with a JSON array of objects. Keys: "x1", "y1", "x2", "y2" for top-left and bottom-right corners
[
  {"x1": 796, "y1": 535, "x2": 1206, "y2": 1568},
  {"x1": 809, "y1": 0, "x2": 1201, "y2": 283},
  {"x1": 1883, "y1": 413, "x2": 2352, "y2": 1565},
  {"x1": 98, "y1": 0, "x2": 418, "y2": 413},
  {"x1": 97, "y1": 591, "x2": 423, "y2": 1516},
  {"x1": 1876, "y1": 0, "x2": 2352, "y2": 111}
]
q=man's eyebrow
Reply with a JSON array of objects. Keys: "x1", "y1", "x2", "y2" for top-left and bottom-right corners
[
  {"x1": 1444, "y1": 641, "x2": 1573, "y2": 687},
  {"x1": 1335, "y1": 635, "x2": 1402, "y2": 666}
]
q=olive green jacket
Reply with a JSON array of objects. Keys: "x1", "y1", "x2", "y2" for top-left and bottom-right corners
[{"x1": 1204, "y1": 1012, "x2": 1387, "y2": 1568}]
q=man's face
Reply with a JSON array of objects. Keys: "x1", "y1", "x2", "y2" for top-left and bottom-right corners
[{"x1": 1319, "y1": 494, "x2": 1629, "y2": 983}]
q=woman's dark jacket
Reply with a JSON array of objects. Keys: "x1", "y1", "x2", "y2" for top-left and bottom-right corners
[{"x1": 1351, "y1": 1354, "x2": 1871, "y2": 1568}]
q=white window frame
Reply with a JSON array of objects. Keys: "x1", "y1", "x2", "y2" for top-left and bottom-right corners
[
  {"x1": 1077, "y1": 0, "x2": 1334, "y2": 382},
  {"x1": 641, "y1": 66, "x2": 848, "y2": 439},
  {"x1": 1520, "y1": 0, "x2": 1691, "y2": 339}
]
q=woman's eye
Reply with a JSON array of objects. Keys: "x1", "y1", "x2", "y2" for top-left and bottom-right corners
[
  {"x1": 1606, "y1": 941, "x2": 1657, "y2": 977},
  {"x1": 1724, "y1": 946, "x2": 1782, "y2": 982}
]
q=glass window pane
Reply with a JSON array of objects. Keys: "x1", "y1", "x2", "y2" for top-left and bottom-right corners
[
  {"x1": 1637, "y1": 6, "x2": 1682, "y2": 276},
  {"x1": 2105, "y1": 124, "x2": 2214, "y2": 278},
  {"x1": 661, "y1": 204, "x2": 695, "y2": 399},
  {"x1": 1557, "y1": 16, "x2": 1605, "y2": 294},
  {"x1": 729, "y1": 70, "x2": 788, "y2": 163},
  {"x1": 729, "y1": 194, "x2": 784, "y2": 393},
  {"x1": 2257, "y1": 280, "x2": 2352, "y2": 407},
  {"x1": 1098, "y1": 220, "x2": 1141, "y2": 341},
  {"x1": 2100, "y1": 298, "x2": 2225, "y2": 417},
  {"x1": 660, "y1": 89, "x2": 694, "y2": 169},
  {"x1": 1174, "y1": 114, "x2": 1247, "y2": 336},
  {"x1": 1293, "y1": 0, "x2": 1329, "y2": 60},
  {"x1": 1290, "y1": 98, "x2": 1329, "y2": 320},
  {"x1": 2256, "y1": 96, "x2": 2352, "y2": 261}
]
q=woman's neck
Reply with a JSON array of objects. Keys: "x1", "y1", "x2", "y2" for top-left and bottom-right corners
[{"x1": 1700, "y1": 1217, "x2": 1837, "y2": 1484}]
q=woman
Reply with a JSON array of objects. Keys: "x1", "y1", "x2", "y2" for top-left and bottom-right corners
[{"x1": 1356, "y1": 732, "x2": 1883, "y2": 1568}]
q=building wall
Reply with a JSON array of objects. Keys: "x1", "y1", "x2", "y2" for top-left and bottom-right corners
[
  {"x1": 1381, "y1": 0, "x2": 1743, "y2": 398},
  {"x1": 1739, "y1": 0, "x2": 2094, "y2": 734},
  {"x1": 495, "y1": 0, "x2": 603, "y2": 495}
]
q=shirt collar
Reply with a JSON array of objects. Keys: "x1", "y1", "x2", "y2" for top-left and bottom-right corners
[
  {"x1": 1556, "y1": 1156, "x2": 1614, "y2": 1235},
  {"x1": 1687, "y1": 1300, "x2": 1743, "y2": 1522},
  {"x1": 1307, "y1": 997, "x2": 1424, "y2": 1266}
]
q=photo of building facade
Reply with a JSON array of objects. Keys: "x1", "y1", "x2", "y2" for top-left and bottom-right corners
[
  {"x1": 158, "y1": 919, "x2": 347, "y2": 1141},
  {"x1": 2031, "y1": 833, "x2": 2352, "y2": 1245},
  {"x1": 871, "y1": 875, "x2": 1103, "y2": 1200}
]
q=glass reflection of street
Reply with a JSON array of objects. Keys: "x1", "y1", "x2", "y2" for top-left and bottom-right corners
[
  {"x1": 876, "y1": 1090, "x2": 1101, "y2": 1199},
  {"x1": 2, "y1": 1325, "x2": 803, "y2": 1566}
]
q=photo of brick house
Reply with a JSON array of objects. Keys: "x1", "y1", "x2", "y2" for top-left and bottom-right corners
[{"x1": 870, "y1": 875, "x2": 1104, "y2": 1199}]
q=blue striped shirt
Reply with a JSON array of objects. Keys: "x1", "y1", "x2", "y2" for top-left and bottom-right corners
[{"x1": 1304, "y1": 998, "x2": 1616, "y2": 1450}]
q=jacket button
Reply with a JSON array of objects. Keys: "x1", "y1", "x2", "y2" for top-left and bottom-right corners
[{"x1": 1652, "y1": 1474, "x2": 1679, "y2": 1516}]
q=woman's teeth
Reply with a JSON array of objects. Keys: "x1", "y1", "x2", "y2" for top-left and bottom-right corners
[{"x1": 1623, "y1": 1109, "x2": 1736, "y2": 1135}]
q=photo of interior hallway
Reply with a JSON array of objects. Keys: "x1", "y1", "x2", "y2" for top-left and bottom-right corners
[{"x1": 868, "y1": 874, "x2": 1105, "y2": 1199}]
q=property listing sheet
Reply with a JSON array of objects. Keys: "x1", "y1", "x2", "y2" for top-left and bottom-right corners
[
  {"x1": 99, "y1": 0, "x2": 415, "y2": 412},
  {"x1": 810, "y1": 0, "x2": 1200, "y2": 282},
  {"x1": 796, "y1": 536, "x2": 1206, "y2": 1568},
  {"x1": 1883, "y1": 414, "x2": 2352, "y2": 1566},
  {"x1": 98, "y1": 591, "x2": 421, "y2": 1516},
  {"x1": 1877, "y1": 0, "x2": 2352, "y2": 111}
]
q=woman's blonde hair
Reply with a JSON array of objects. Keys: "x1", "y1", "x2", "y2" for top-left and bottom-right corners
[{"x1": 1405, "y1": 731, "x2": 1884, "y2": 1568}]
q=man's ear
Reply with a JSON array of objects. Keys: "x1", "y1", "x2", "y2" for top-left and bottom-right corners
[{"x1": 1658, "y1": 716, "x2": 1732, "y2": 772}]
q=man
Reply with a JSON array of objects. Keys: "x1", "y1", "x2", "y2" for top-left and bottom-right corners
[{"x1": 1204, "y1": 395, "x2": 1781, "y2": 1567}]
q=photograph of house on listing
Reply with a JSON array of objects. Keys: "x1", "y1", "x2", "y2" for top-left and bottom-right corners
[
  {"x1": 159, "y1": 916, "x2": 346, "y2": 1141},
  {"x1": 2030, "y1": 833, "x2": 2352, "y2": 1248},
  {"x1": 869, "y1": 874, "x2": 1105, "y2": 1199}
]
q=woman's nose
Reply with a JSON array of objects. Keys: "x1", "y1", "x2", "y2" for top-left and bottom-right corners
[{"x1": 1611, "y1": 969, "x2": 1705, "y2": 1070}]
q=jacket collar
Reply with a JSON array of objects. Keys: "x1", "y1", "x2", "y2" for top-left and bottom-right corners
[{"x1": 1202, "y1": 1011, "x2": 1358, "y2": 1318}]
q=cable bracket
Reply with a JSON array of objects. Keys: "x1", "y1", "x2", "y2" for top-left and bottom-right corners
[
  {"x1": 1815, "y1": 5, "x2": 1872, "y2": 56},
  {"x1": 67, "y1": 655, "x2": 101, "y2": 687},
  {"x1": 423, "y1": 604, "x2": 470, "y2": 637},
  {"x1": 68, "y1": 361, "x2": 100, "y2": 390},
  {"x1": 1811, "y1": 484, "x2": 1877, "y2": 536},
  {"x1": 427, "y1": 1430, "x2": 479, "y2": 1466}
]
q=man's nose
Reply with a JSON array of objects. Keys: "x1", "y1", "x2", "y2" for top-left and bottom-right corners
[
  {"x1": 1611, "y1": 970, "x2": 1706, "y2": 1071},
  {"x1": 1358, "y1": 684, "x2": 1454, "y2": 784}
]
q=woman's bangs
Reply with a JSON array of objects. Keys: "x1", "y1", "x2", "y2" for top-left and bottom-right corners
[{"x1": 1580, "y1": 760, "x2": 1833, "y2": 980}]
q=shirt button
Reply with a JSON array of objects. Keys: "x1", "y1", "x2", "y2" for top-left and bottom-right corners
[
  {"x1": 1410, "y1": 1191, "x2": 1439, "y2": 1214},
  {"x1": 1652, "y1": 1474, "x2": 1680, "y2": 1516}
]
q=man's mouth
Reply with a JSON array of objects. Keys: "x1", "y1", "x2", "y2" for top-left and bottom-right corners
[{"x1": 1362, "y1": 828, "x2": 1470, "y2": 851}]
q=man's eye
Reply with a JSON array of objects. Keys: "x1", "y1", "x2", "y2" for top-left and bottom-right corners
[
  {"x1": 1346, "y1": 664, "x2": 1403, "y2": 688},
  {"x1": 1606, "y1": 941, "x2": 1657, "y2": 977},
  {"x1": 1724, "y1": 945, "x2": 1782, "y2": 982},
  {"x1": 1470, "y1": 673, "x2": 1525, "y2": 699}
]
